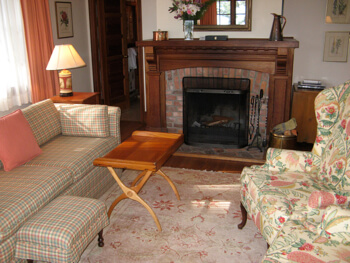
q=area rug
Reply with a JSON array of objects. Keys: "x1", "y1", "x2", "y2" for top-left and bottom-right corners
[{"x1": 80, "y1": 167, "x2": 267, "y2": 263}]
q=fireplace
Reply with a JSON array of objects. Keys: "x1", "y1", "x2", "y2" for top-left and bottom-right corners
[
  {"x1": 136, "y1": 38, "x2": 299, "y2": 138},
  {"x1": 183, "y1": 77, "x2": 250, "y2": 147}
]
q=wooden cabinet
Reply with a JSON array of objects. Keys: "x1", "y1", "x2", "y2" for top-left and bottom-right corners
[{"x1": 291, "y1": 88, "x2": 321, "y2": 143}]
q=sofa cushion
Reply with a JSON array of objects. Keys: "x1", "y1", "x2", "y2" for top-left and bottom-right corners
[
  {"x1": 25, "y1": 135, "x2": 117, "y2": 182},
  {"x1": 0, "y1": 110, "x2": 42, "y2": 171},
  {"x1": 22, "y1": 99, "x2": 62, "y2": 146},
  {"x1": 0, "y1": 166, "x2": 72, "y2": 242},
  {"x1": 59, "y1": 104, "x2": 109, "y2": 137}
]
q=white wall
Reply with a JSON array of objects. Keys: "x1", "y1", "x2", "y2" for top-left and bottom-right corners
[
  {"x1": 150, "y1": 0, "x2": 282, "y2": 39},
  {"x1": 284, "y1": 0, "x2": 350, "y2": 87},
  {"x1": 48, "y1": 0, "x2": 93, "y2": 92},
  {"x1": 142, "y1": 0, "x2": 157, "y2": 39}
]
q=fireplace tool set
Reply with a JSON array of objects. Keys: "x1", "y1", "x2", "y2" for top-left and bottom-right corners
[{"x1": 247, "y1": 89, "x2": 264, "y2": 152}]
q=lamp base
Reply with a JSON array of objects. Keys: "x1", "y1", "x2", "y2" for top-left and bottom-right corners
[
  {"x1": 59, "y1": 69, "x2": 73, "y2": 97},
  {"x1": 60, "y1": 92, "x2": 73, "y2": 97}
]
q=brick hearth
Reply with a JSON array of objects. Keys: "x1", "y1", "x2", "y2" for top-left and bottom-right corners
[{"x1": 165, "y1": 67, "x2": 270, "y2": 143}]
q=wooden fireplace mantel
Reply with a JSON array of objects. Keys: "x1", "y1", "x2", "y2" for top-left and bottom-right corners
[{"x1": 136, "y1": 38, "x2": 299, "y2": 133}]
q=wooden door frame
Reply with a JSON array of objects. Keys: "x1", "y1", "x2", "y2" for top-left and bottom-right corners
[{"x1": 88, "y1": 0, "x2": 143, "y2": 105}]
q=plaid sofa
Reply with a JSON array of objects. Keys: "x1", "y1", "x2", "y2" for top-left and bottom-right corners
[
  {"x1": 239, "y1": 80, "x2": 350, "y2": 262},
  {"x1": 0, "y1": 99, "x2": 121, "y2": 262}
]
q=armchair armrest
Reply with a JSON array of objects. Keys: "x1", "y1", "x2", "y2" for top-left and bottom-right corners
[{"x1": 264, "y1": 148, "x2": 320, "y2": 173}]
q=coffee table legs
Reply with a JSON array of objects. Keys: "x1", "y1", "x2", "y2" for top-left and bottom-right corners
[
  {"x1": 155, "y1": 169, "x2": 180, "y2": 200},
  {"x1": 106, "y1": 167, "x2": 181, "y2": 232},
  {"x1": 107, "y1": 167, "x2": 162, "y2": 231}
]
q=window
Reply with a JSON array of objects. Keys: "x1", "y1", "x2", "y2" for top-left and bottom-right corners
[
  {"x1": 0, "y1": 0, "x2": 31, "y2": 111},
  {"x1": 216, "y1": 0, "x2": 247, "y2": 26}
]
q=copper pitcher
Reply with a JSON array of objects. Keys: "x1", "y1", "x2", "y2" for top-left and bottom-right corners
[{"x1": 269, "y1": 13, "x2": 286, "y2": 41}]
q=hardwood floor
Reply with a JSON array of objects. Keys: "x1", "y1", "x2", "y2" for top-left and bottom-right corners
[{"x1": 164, "y1": 152, "x2": 264, "y2": 173}]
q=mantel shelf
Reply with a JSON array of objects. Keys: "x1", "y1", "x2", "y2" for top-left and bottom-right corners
[{"x1": 137, "y1": 38, "x2": 299, "y2": 49}]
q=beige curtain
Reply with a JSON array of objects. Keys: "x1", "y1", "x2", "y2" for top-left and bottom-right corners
[{"x1": 20, "y1": 0, "x2": 59, "y2": 103}]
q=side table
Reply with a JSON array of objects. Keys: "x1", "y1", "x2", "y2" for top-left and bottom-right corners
[{"x1": 50, "y1": 92, "x2": 100, "y2": 104}]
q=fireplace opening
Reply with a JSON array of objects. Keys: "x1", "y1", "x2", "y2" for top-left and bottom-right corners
[{"x1": 183, "y1": 77, "x2": 250, "y2": 148}]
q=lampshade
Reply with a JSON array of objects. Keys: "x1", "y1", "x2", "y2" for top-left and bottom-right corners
[
  {"x1": 46, "y1": 44, "x2": 86, "y2": 70},
  {"x1": 46, "y1": 44, "x2": 86, "y2": 97}
]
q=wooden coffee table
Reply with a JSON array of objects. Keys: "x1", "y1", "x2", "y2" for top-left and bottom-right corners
[{"x1": 93, "y1": 131, "x2": 184, "y2": 231}]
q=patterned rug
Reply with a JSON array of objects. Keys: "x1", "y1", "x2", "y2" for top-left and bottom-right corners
[{"x1": 80, "y1": 167, "x2": 267, "y2": 263}]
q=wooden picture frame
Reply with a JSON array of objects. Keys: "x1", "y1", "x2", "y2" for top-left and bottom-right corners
[
  {"x1": 323, "y1": 31, "x2": 350, "y2": 62},
  {"x1": 55, "y1": 2, "x2": 73, "y2": 38},
  {"x1": 326, "y1": 0, "x2": 350, "y2": 24}
]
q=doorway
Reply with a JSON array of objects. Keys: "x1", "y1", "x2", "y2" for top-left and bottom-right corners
[{"x1": 88, "y1": 0, "x2": 142, "y2": 123}]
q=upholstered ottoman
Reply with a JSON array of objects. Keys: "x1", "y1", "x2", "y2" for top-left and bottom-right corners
[{"x1": 15, "y1": 196, "x2": 109, "y2": 263}]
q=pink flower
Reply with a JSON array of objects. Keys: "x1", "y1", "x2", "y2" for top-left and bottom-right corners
[
  {"x1": 299, "y1": 243, "x2": 314, "y2": 251},
  {"x1": 326, "y1": 106, "x2": 335, "y2": 115},
  {"x1": 301, "y1": 181, "x2": 310, "y2": 187},
  {"x1": 316, "y1": 136, "x2": 323, "y2": 143},
  {"x1": 278, "y1": 216, "x2": 285, "y2": 224},
  {"x1": 341, "y1": 119, "x2": 346, "y2": 129},
  {"x1": 336, "y1": 194, "x2": 347, "y2": 204},
  {"x1": 317, "y1": 112, "x2": 321, "y2": 120},
  {"x1": 270, "y1": 176, "x2": 278, "y2": 180},
  {"x1": 306, "y1": 158, "x2": 313, "y2": 165},
  {"x1": 336, "y1": 161, "x2": 343, "y2": 170}
]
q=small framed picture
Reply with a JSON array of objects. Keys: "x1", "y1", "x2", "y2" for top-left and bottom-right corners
[
  {"x1": 55, "y1": 2, "x2": 73, "y2": 38},
  {"x1": 323, "y1": 31, "x2": 350, "y2": 62},
  {"x1": 326, "y1": 0, "x2": 350, "y2": 24}
]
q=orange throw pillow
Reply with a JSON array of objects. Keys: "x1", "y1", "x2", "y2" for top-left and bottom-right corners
[{"x1": 0, "y1": 110, "x2": 42, "y2": 171}]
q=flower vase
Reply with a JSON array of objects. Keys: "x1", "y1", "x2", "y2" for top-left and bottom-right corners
[{"x1": 183, "y1": 20, "x2": 194, "y2": 40}]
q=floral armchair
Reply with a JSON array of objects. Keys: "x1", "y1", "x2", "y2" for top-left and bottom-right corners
[{"x1": 238, "y1": 80, "x2": 350, "y2": 262}]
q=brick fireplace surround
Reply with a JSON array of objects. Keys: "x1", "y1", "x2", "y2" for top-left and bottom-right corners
[{"x1": 137, "y1": 38, "x2": 299, "y2": 142}]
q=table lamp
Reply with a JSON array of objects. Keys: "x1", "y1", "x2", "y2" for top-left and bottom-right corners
[{"x1": 46, "y1": 44, "x2": 86, "y2": 97}]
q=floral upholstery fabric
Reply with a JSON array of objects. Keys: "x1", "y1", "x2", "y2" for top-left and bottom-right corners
[
  {"x1": 263, "y1": 206, "x2": 350, "y2": 263},
  {"x1": 240, "y1": 80, "x2": 350, "y2": 260}
]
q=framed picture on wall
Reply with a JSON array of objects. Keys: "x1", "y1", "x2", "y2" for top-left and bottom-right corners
[
  {"x1": 55, "y1": 2, "x2": 74, "y2": 38},
  {"x1": 326, "y1": 0, "x2": 350, "y2": 24},
  {"x1": 323, "y1": 31, "x2": 350, "y2": 62}
]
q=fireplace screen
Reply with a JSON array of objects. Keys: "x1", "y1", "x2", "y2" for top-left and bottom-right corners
[{"x1": 183, "y1": 77, "x2": 250, "y2": 147}]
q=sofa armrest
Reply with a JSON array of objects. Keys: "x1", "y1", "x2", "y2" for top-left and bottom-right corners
[
  {"x1": 264, "y1": 147, "x2": 320, "y2": 173},
  {"x1": 108, "y1": 106, "x2": 121, "y2": 144}
]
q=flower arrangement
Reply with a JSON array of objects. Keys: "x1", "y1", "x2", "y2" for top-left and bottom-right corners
[{"x1": 169, "y1": 0, "x2": 217, "y2": 21}]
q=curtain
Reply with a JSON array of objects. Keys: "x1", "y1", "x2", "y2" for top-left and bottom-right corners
[
  {"x1": 20, "y1": 0, "x2": 59, "y2": 103},
  {"x1": 200, "y1": 0, "x2": 217, "y2": 25},
  {"x1": 0, "y1": 0, "x2": 31, "y2": 111}
]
